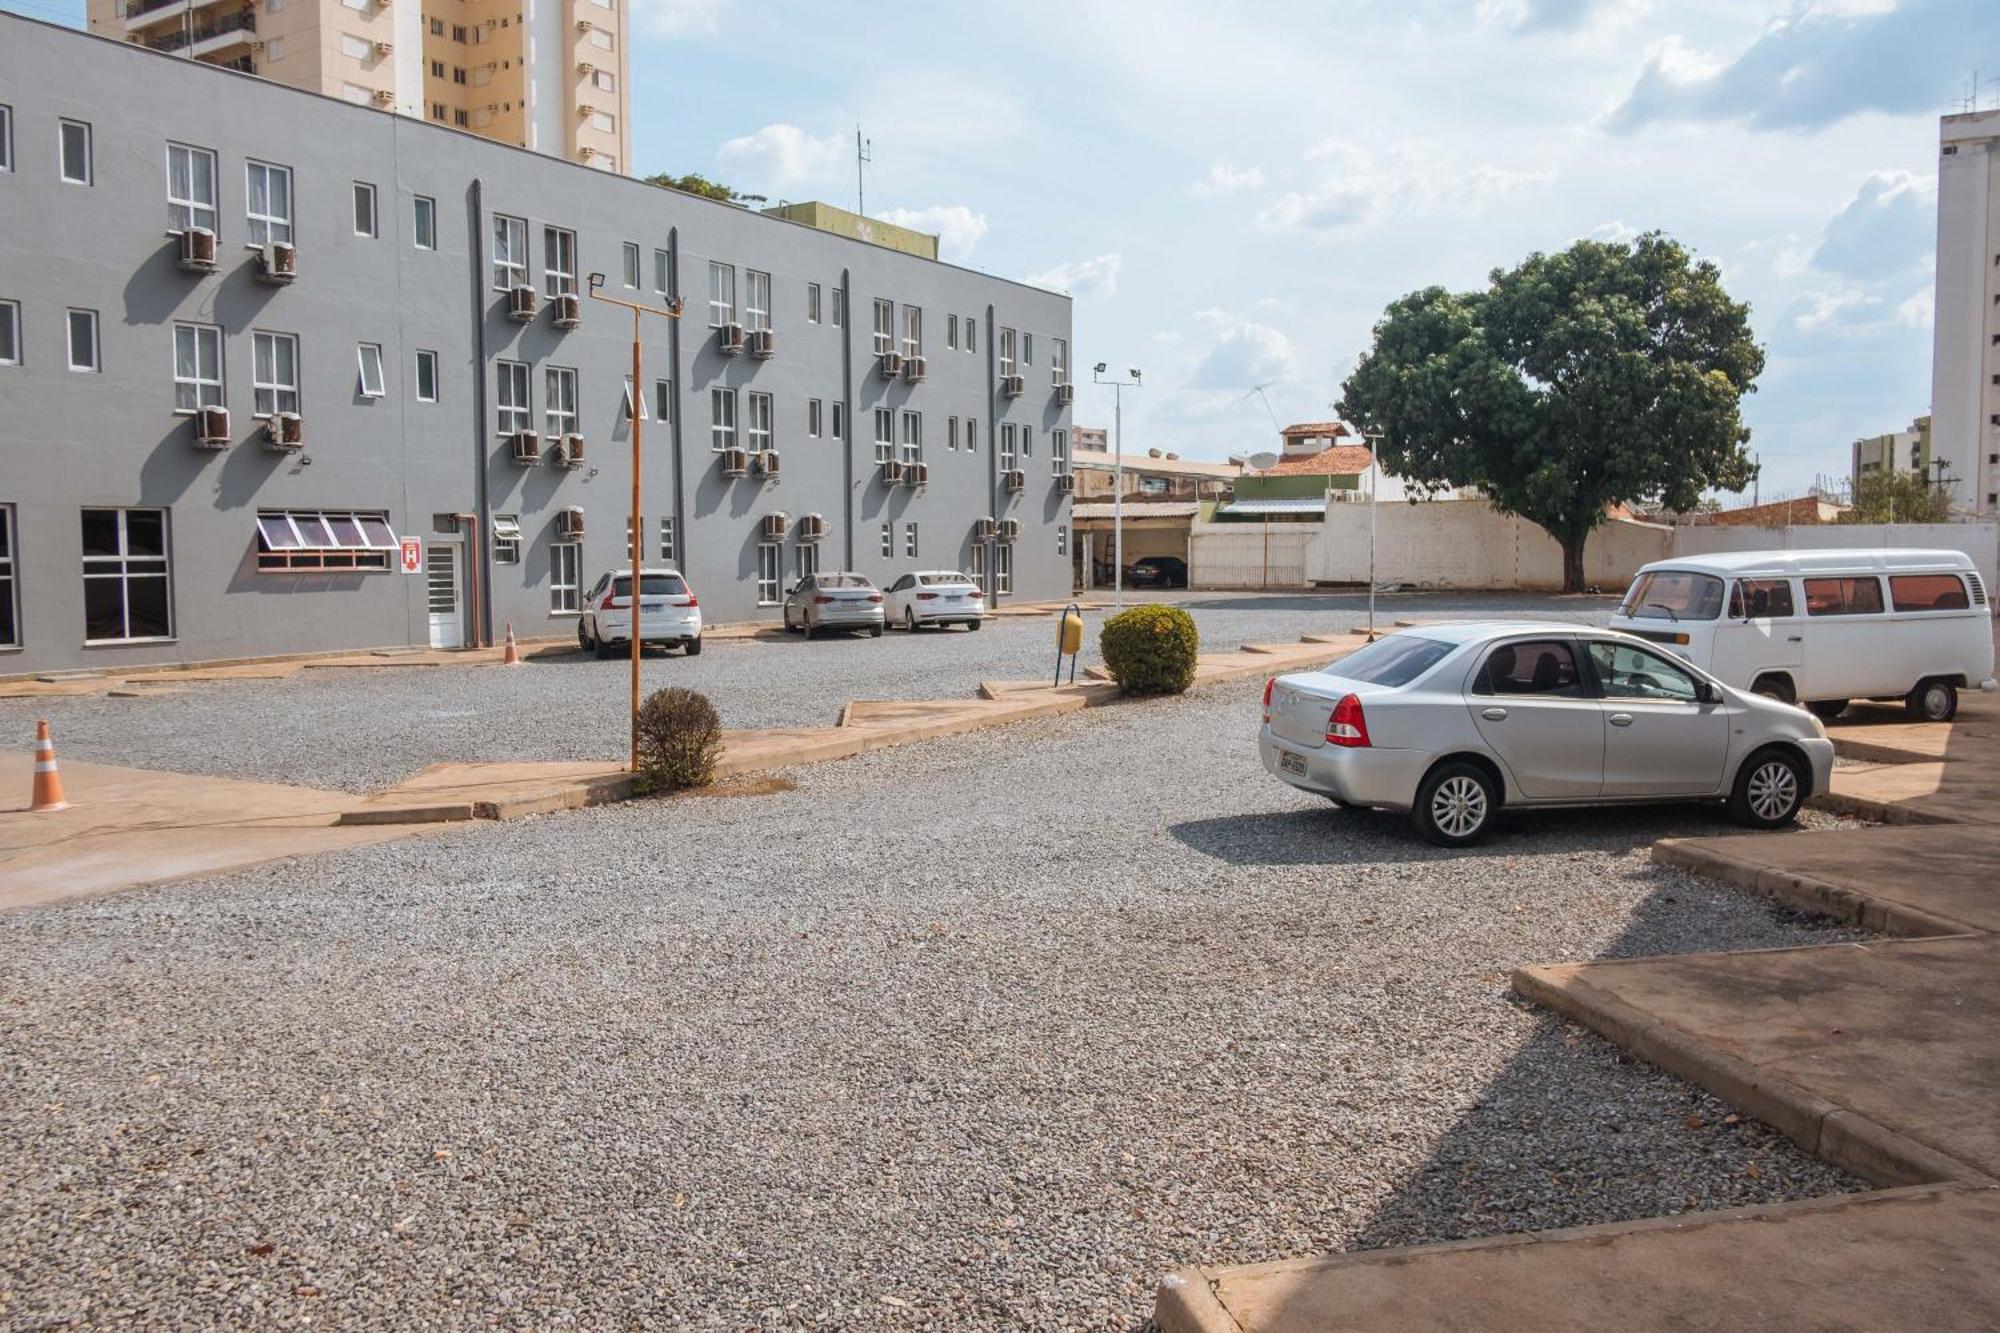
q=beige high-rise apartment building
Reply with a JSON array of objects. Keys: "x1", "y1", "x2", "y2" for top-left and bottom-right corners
[{"x1": 86, "y1": 0, "x2": 632, "y2": 172}]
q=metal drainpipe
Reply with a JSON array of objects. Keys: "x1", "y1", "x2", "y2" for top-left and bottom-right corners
[
  {"x1": 467, "y1": 178, "x2": 493, "y2": 649},
  {"x1": 985, "y1": 303, "x2": 998, "y2": 604},
  {"x1": 841, "y1": 267, "x2": 855, "y2": 573},
  {"x1": 668, "y1": 227, "x2": 686, "y2": 572}
]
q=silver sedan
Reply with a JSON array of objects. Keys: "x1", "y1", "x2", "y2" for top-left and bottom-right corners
[
  {"x1": 1259, "y1": 622, "x2": 1835, "y2": 846},
  {"x1": 781, "y1": 572, "x2": 886, "y2": 639}
]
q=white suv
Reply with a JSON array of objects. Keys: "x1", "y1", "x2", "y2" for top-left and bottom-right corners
[
  {"x1": 578, "y1": 567, "x2": 703, "y2": 658},
  {"x1": 883, "y1": 571, "x2": 986, "y2": 632}
]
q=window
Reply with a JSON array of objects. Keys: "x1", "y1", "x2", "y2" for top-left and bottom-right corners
[
  {"x1": 2, "y1": 301, "x2": 24, "y2": 364},
  {"x1": 455, "y1": 111, "x2": 470, "y2": 128},
  {"x1": 496, "y1": 360, "x2": 531, "y2": 434},
  {"x1": 172, "y1": 323, "x2": 223, "y2": 411},
  {"x1": 708, "y1": 261, "x2": 736, "y2": 326},
  {"x1": 246, "y1": 161, "x2": 294, "y2": 246},
  {"x1": 796, "y1": 543, "x2": 818, "y2": 582},
  {"x1": 452, "y1": 22, "x2": 466, "y2": 39},
  {"x1": 830, "y1": 288, "x2": 845, "y2": 328},
  {"x1": 82, "y1": 508, "x2": 172, "y2": 642},
  {"x1": 588, "y1": 26, "x2": 613, "y2": 49},
  {"x1": 654, "y1": 248, "x2": 670, "y2": 295},
  {"x1": 0, "y1": 506, "x2": 15, "y2": 648},
  {"x1": 1334, "y1": 635, "x2": 1457, "y2": 688},
  {"x1": 66, "y1": 309, "x2": 99, "y2": 374},
  {"x1": 251, "y1": 331, "x2": 299, "y2": 415},
  {"x1": 880, "y1": 523, "x2": 893, "y2": 557},
  {"x1": 413, "y1": 195, "x2": 437, "y2": 249},
  {"x1": 430, "y1": 59, "x2": 445, "y2": 77},
  {"x1": 830, "y1": 402, "x2": 845, "y2": 441},
  {"x1": 808, "y1": 282, "x2": 821, "y2": 323},
  {"x1": 1727, "y1": 578, "x2": 1794, "y2": 619},
  {"x1": 0, "y1": 104, "x2": 11, "y2": 174},
  {"x1": 872, "y1": 299, "x2": 894, "y2": 356},
  {"x1": 626, "y1": 515, "x2": 644, "y2": 563},
  {"x1": 808, "y1": 398, "x2": 822, "y2": 438},
  {"x1": 493, "y1": 214, "x2": 529, "y2": 291},
  {"x1": 356, "y1": 343, "x2": 386, "y2": 398},
  {"x1": 948, "y1": 417, "x2": 960, "y2": 451},
  {"x1": 1000, "y1": 423, "x2": 1017, "y2": 470},
  {"x1": 1475, "y1": 639, "x2": 1582, "y2": 696},
  {"x1": 59, "y1": 119, "x2": 91, "y2": 185},
  {"x1": 947, "y1": 314, "x2": 958, "y2": 350},
  {"x1": 747, "y1": 392, "x2": 773, "y2": 453},
  {"x1": 1890, "y1": 574, "x2": 1970, "y2": 612},
  {"x1": 166, "y1": 143, "x2": 218, "y2": 232},
  {"x1": 1053, "y1": 338, "x2": 1069, "y2": 385},
  {"x1": 901, "y1": 305, "x2": 922, "y2": 359},
  {"x1": 970, "y1": 542, "x2": 986, "y2": 588},
  {"x1": 1619, "y1": 570, "x2": 1724, "y2": 621},
  {"x1": 492, "y1": 515, "x2": 521, "y2": 564},
  {"x1": 622, "y1": 241, "x2": 641, "y2": 288},
  {"x1": 430, "y1": 102, "x2": 447, "y2": 122},
  {"x1": 995, "y1": 544, "x2": 1012, "y2": 596},
  {"x1": 543, "y1": 227, "x2": 578, "y2": 297},
  {"x1": 710, "y1": 387, "x2": 737, "y2": 451},
  {"x1": 965, "y1": 317, "x2": 977, "y2": 353},
  {"x1": 1587, "y1": 640, "x2": 1699, "y2": 703},
  {"x1": 756, "y1": 544, "x2": 781, "y2": 605},
  {"x1": 255, "y1": 510, "x2": 398, "y2": 572},
  {"x1": 622, "y1": 375, "x2": 647, "y2": 421},
  {"x1": 1058, "y1": 525, "x2": 1067, "y2": 557},
  {"x1": 1803, "y1": 577, "x2": 1885, "y2": 617},
  {"x1": 905, "y1": 523, "x2": 918, "y2": 558},
  {"x1": 999, "y1": 327, "x2": 1016, "y2": 375},
  {"x1": 551, "y1": 542, "x2": 581, "y2": 613},
  {"x1": 874, "y1": 408, "x2": 894, "y2": 463},
  {"x1": 415, "y1": 349, "x2": 438, "y2": 403},
  {"x1": 900, "y1": 409, "x2": 922, "y2": 462},
  {"x1": 745, "y1": 269, "x2": 771, "y2": 331},
  {"x1": 659, "y1": 517, "x2": 676, "y2": 564},
  {"x1": 1020, "y1": 426, "x2": 1033, "y2": 458},
  {"x1": 591, "y1": 68, "x2": 616, "y2": 92},
  {"x1": 1052, "y1": 428, "x2": 1068, "y2": 475},
  {"x1": 965, "y1": 419, "x2": 976, "y2": 452},
  {"x1": 352, "y1": 183, "x2": 378, "y2": 237},
  {"x1": 545, "y1": 366, "x2": 578, "y2": 436},
  {"x1": 1022, "y1": 332, "x2": 1033, "y2": 367},
  {"x1": 653, "y1": 378, "x2": 674, "y2": 424}
]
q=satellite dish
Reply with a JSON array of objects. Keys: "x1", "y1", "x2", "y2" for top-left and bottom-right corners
[{"x1": 1247, "y1": 452, "x2": 1280, "y2": 471}]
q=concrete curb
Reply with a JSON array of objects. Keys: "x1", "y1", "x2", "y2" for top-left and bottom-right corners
[
  {"x1": 1510, "y1": 961, "x2": 1996, "y2": 1190},
  {"x1": 1153, "y1": 1268, "x2": 1246, "y2": 1333},
  {"x1": 336, "y1": 802, "x2": 476, "y2": 826},
  {"x1": 1649, "y1": 839, "x2": 1980, "y2": 939},
  {"x1": 1807, "y1": 790, "x2": 1956, "y2": 825}
]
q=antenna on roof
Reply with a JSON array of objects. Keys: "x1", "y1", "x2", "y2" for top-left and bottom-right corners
[
  {"x1": 856, "y1": 126, "x2": 872, "y2": 216},
  {"x1": 1239, "y1": 382, "x2": 1282, "y2": 431}
]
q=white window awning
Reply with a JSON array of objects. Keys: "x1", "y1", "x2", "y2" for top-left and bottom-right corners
[
  {"x1": 1217, "y1": 497, "x2": 1328, "y2": 516},
  {"x1": 257, "y1": 510, "x2": 399, "y2": 552},
  {"x1": 492, "y1": 515, "x2": 522, "y2": 542}
]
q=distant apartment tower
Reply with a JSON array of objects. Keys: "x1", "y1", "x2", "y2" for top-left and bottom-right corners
[
  {"x1": 1851, "y1": 416, "x2": 1932, "y2": 490},
  {"x1": 1931, "y1": 109, "x2": 2000, "y2": 514},
  {"x1": 85, "y1": 0, "x2": 632, "y2": 171}
]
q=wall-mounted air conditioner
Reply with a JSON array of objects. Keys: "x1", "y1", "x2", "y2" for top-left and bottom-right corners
[
  {"x1": 761, "y1": 512, "x2": 789, "y2": 541},
  {"x1": 756, "y1": 449, "x2": 782, "y2": 478},
  {"x1": 194, "y1": 405, "x2": 231, "y2": 448},
  {"x1": 551, "y1": 292, "x2": 581, "y2": 329},
  {"x1": 717, "y1": 322, "x2": 745, "y2": 355},
  {"x1": 177, "y1": 226, "x2": 218, "y2": 273},
  {"x1": 508, "y1": 429, "x2": 541, "y2": 464},
  {"x1": 554, "y1": 434, "x2": 585, "y2": 468},
  {"x1": 750, "y1": 328, "x2": 776, "y2": 359},
  {"x1": 721, "y1": 447, "x2": 750, "y2": 476},
  {"x1": 256, "y1": 241, "x2": 296, "y2": 285},
  {"x1": 877, "y1": 351, "x2": 904, "y2": 380},
  {"x1": 262, "y1": 412, "x2": 303, "y2": 449},
  {"x1": 557, "y1": 506, "x2": 586, "y2": 539},
  {"x1": 507, "y1": 285, "x2": 538, "y2": 322}
]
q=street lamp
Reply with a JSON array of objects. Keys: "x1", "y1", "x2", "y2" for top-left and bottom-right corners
[
  {"x1": 1360, "y1": 428, "x2": 1384, "y2": 642},
  {"x1": 1092, "y1": 365, "x2": 1143, "y2": 610},
  {"x1": 586, "y1": 270, "x2": 684, "y2": 772}
]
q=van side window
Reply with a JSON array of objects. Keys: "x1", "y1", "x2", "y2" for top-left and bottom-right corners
[
  {"x1": 1475, "y1": 639, "x2": 1583, "y2": 697},
  {"x1": 1889, "y1": 574, "x2": 1970, "y2": 612},
  {"x1": 1803, "y1": 577, "x2": 1885, "y2": 617},
  {"x1": 1728, "y1": 578, "x2": 1795, "y2": 618}
]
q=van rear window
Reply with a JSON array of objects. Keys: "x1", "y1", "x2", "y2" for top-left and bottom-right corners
[
  {"x1": 1803, "y1": 577, "x2": 1885, "y2": 616},
  {"x1": 1889, "y1": 574, "x2": 1970, "y2": 612}
]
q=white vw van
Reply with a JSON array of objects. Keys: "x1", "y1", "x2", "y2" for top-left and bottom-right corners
[{"x1": 1608, "y1": 549, "x2": 1995, "y2": 721}]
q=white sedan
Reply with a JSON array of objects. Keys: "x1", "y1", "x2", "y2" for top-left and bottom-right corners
[
  {"x1": 1260, "y1": 622, "x2": 1835, "y2": 846},
  {"x1": 882, "y1": 571, "x2": 986, "y2": 632}
]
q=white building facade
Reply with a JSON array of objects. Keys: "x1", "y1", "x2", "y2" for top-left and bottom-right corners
[{"x1": 1932, "y1": 109, "x2": 2000, "y2": 515}]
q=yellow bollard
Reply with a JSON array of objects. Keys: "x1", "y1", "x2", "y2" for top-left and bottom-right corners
[{"x1": 1054, "y1": 605, "x2": 1085, "y2": 686}]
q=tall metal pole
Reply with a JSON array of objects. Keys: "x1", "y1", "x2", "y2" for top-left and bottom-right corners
[
  {"x1": 1094, "y1": 367, "x2": 1143, "y2": 610},
  {"x1": 1362, "y1": 429, "x2": 1383, "y2": 642}
]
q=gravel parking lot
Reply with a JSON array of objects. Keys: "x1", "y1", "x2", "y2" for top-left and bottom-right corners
[
  {"x1": 2, "y1": 591, "x2": 1616, "y2": 792},
  {"x1": 1, "y1": 670, "x2": 1864, "y2": 1330}
]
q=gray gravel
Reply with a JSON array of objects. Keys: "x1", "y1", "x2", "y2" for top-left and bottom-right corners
[
  {"x1": 0, "y1": 591, "x2": 1617, "y2": 792},
  {"x1": 0, "y1": 672, "x2": 1865, "y2": 1329}
]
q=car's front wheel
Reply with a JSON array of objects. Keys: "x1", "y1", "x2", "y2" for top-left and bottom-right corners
[
  {"x1": 1411, "y1": 761, "x2": 1498, "y2": 847},
  {"x1": 1727, "y1": 748, "x2": 1806, "y2": 829}
]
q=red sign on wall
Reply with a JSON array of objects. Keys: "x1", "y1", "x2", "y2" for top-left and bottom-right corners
[{"x1": 400, "y1": 537, "x2": 423, "y2": 574}]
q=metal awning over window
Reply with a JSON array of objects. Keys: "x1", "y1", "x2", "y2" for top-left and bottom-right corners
[
  {"x1": 492, "y1": 515, "x2": 522, "y2": 544},
  {"x1": 1216, "y1": 497, "x2": 1328, "y2": 517},
  {"x1": 256, "y1": 510, "x2": 398, "y2": 571}
]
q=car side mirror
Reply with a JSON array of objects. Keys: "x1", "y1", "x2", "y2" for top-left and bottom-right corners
[{"x1": 1697, "y1": 681, "x2": 1720, "y2": 705}]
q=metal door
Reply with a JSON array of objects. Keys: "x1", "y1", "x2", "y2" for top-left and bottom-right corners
[
  {"x1": 426, "y1": 541, "x2": 463, "y2": 649},
  {"x1": 1466, "y1": 638, "x2": 1604, "y2": 799},
  {"x1": 1587, "y1": 639, "x2": 1730, "y2": 795}
]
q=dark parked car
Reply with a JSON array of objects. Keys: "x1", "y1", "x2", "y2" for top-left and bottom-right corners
[{"x1": 1125, "y1": 556, "x2": 1188, "y2": 589}]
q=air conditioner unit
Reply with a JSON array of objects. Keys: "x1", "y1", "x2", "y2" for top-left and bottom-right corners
[
  {"x1": 574, "y1": 19, "x2": 592, "y2": 31},
  {"x1": 508, "y1": 429, "x2": 541, "y2": 464},
  {"x1": 999, "y1": 518, "x2": 1021, "y2": 544},
  {"x1": 761, "y1": 512, "x2": 789, "y2": 541},
  {"x1": 877, "y1": 351, "x2": 904, "y2": 379},
  {"x1": 880, "y1": 458, "x2": 906, "y2": 485},
  {"x1": 577, "y1": 61, "x2": 596, "y2": 74},
  {"x1": 903, "y1": 356, "x2": 927, "y2": 383},
  {"x1": 554, "y1": 433, "x2": 585, "y2": 468},
  {"x1": 1001, "y1": 374, "x2": 1025, "y2": 398},
  {"x1": 797, "y1": 513, "x2": 826, "y2": 541},
  {"x1": 255, "y1": 241, "x2": 296, "y2": 284},
  {"x1": 193, "y1": 405, "x2": 231, "y2": 448},
  {"x1": 551, "y1": 292, "x2": 581, "y2": 329},
  {"x1": 1056, "y1": 472, "x2": 1075, "y2": 494},
  {"x1": 556, "y1": 506, "x2": 586, "y2": 539},
  {"x1": 262, "y1": 412, "x2": 303, "y2": 449},
  {"x1": 177, "y1": 226, "x2": 218, "y2": 273},
  {"x1": 906, "y1": 461, "x2": 929, "y2": 488},
  {"x1": 717, "y1": 322, "x2": 745, "y2": 355},
  {"x1": 974, "y1": 517, "x2": 998, "y2": 542},
  {"x1": 750, "y1": 327, "x2": 776, "y2": 359},
  {"x1": 1056, "y1": 382, "x2": 1074, "y2": 405},
  {"x1": 579, "y1": 147, "x2": 597, "y2": 160},
  {"x1": 1004, "y1": 468, "x2": 1026, "y2": 492},
  {"x1": 371, "y1": 89, "x2": 395, "y2": 106},
  {"x1": 373, "y1": 40, "x2": 392, "y2": 55},
  {"x1": 756, "y1": 449, "x2": 782, "y2": 477},
  {"x1": 507, "y1": 285, "x2": 538, "y2": 322},
  {"x1": 721, "y1": 447, "x2": 750, "y2": 476}
]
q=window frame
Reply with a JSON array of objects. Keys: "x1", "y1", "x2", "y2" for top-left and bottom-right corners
[
  {"x1": 880, "y1": 523, "x2": 893, "y2": 558},
  {"x1": 899, "y1": 409, "x2": 922, "y2": 463},
  {"x1": 59, "y1": 118, "x2": 92, "y2": 186},
  {"x1": 710, "y1": 386, "x2": 737, "y2": 451},
  {"x1": 166, "y1": 142, "x2": 219, "y2": 233},
  {"x1": 746, "y1": 390, "x2": 774, "y2": 453},
  {"x1": 492, "y1": 514, "x2": 522, "y2": 564},
  {"x1": 550, "y1": 541, "x2": 582, "y2": 614},
  {"x1": 756, "y1": 542, "x2": 781, "y2": 605},
  {"x1": 352, "y1": 182, "x2": 379, "y2": 238},
  {"x1": 808, "y1": 397, "x2": 822, "y2": 439},
  {"x1": 66, "y1": 308, "x2": 100, "y2": 374},
  {"x1": 1472, "y1": 638, "x2": 1587, "y2": 699},
  {"x1": 947, "y1": 313, "x2": 958, "y2": 350},
  {"x1": 653, "y1": 377, "x2": 674, "y2": 424},
  {"x1": 245, "y1": 160, "x2": 295, "y2": 247},
  {"x1": 1052, "y1": 428, "x2": 1069, "y2": 475},
  {"x1": 807, "y1": 282, "x2": 821, "y2": 324},
  {"x1": 1727, "y1": 578, "x2": 1795, "y2": 620},
  {"x1": 708, "y1": 261, "x2": 737, "y2": 327},
  {"x1": 1803, "y1": 576, "x2": 1886, "y2": 618},
  {"x1": 745, "y1": 269, "x2": 772, "y2": 331},
  {"x1": 966, "y1": 317, "x2": 977, "y2": 353},
  {"x1": 495, "y1": 359, "x2": 532, "y2": 435},
  {"x1": 356, "y1": 342, "x2": 386, "y2": 398},
  {"x1": 830, "y1": 287, "x2": 845, "y2": 328},
  {"x1": 412, "y1": 194, "x2": 437, "y2": 250},
  {"x1": 830, "y1": 402, "x2": 845, "y2": 441},
  {"x1": 0, "y1": 504, "x2": 16, "y2": 649},
  {"x1": 653, "y1": 248, "x2": 670, "y2": 295},
  {"x1": 545, "y1": 365, "x2": 579, "y2": 437},
  {"x1": 414, "y1": 349, "x2": 439, "y2": 403},
  {"x1": 905, "y1": 522, "x2": 918, "y2": 559},
  {"x1": 1888, "y1": 574, "x2": 1971, "y2": 613},
  {"x1": 874, "y1": 407, "x2": 895, "y2": 464},
  {"x1": 622, "y1": 241, "x2": 641, "y2": 289},
  {"x1": 81, "y1": 507, "x2": 174, "y2": 644},
  {"x1": 659, "y1": 516, "x2": 676, "y2": 564},
  {"x1": 251, "y1": 330, "x2": 300, "y2": 416},
  {"x1": 0, "y1": 104, "x2": 12, "y2": 175},
  {"x1": 1053, "y1": 337, "x2": 1069, "y2": 385},
  {"x1": 171, "y1": 322, "x2": 224, "y2": 412},
  {"x1": 1586, "y1": 638, "x2": 1701, "y2": 704},
  {"x1": 543, "y1": 226, "x2": 578, "y2": 298},
  {"x1": 995, "y1": 543, "x2": 1012, "y2": 596},
  {"x1": 493, "y1": 214, "x2": 530, "y2": 292},
  {"x1": 901, "y1": 305, "x2": 921, "y2": 359},
  {"x1": 872, "y1": 298, "x2": 894, "y2": 356},
  {"x1": 255, "y1": 509, "x2": 398, "y2": 573},
  {"x1": 999, "y1": 327, "x2": 1016, "y2": 376}
]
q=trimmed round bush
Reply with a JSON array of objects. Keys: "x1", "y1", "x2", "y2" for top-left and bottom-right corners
[
  {"x1": 1099, "y1": 604, "x2": 1199, "y2": 695},
  {"x1": 635, "y1": 686, "x2": 722, "y2": 792}
]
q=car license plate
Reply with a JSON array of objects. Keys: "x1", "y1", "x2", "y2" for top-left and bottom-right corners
[
  {"x1": 641, "y1": 601, "x2": 665, "y2": 612},
  {"x1": 1279, "y1": 750, "x2": 1308, "y2": 777}
]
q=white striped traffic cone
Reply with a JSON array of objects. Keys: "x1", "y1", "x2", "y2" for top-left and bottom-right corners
[{"x1": 31, "y1": 720, "x2": 69, "y2": 813}]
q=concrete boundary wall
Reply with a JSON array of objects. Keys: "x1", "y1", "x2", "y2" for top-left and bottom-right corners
[{"x1": 1671, "y1": 521, "x2": 2000, "y2": 594}]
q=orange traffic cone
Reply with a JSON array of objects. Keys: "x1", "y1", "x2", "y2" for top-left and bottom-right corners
[
  {"x1": 31, "y1": 720, "x2": 69, "y2": 812},
  {"x1": 502, "y1": 622, "x2": 522, "y2": 666}
]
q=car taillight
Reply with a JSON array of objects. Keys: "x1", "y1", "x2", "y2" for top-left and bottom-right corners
[
  {"x1": 968, "y1": 591, "x2": 983, "y2": 600},
  {"x1": 1327, "y1": 693, "x2": 1370, "y2": 748},
  {"x1": 867, "y1": 594, "x2": 883, "y2": 604},
  {"x1": 813, "y1": 595, "x2": 834, "y2": 604},
  {"x1": 599, "y1": 593, "x2": 617, "y2": 611},
  {"x1": 1262, "y1": 677, "x2": 1275, "y2": 723},
  {"x1": 916, "y1": 592, "x2": 938, "y2": 601},
  {"x1": 681, "y1": 594, "x2": 698, "y2": 607}
]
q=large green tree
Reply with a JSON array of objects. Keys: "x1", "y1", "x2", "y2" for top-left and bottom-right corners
[{"x1": 1337, "y1": 232, "x2": 1764, "y2": 591}]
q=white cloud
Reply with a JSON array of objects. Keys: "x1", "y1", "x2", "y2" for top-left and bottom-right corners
[
  {"x1": 715, "y1": 124, "x2": 848, "y2": 193},
  {"x1": 1588, "y1": 219, "x2": 1639, "y2": 243},
  {"x1": 1810, "y1": 170, "x2": 1936, "y2": 278},
  {"x1": 1251, "y1": 140, "x2": 1555, "y2": 240},
  {"x1": 1479, "y1": 0, "x2": 1650, "y2": 35},
  {"x1": 1024, "y1": 253, "x2": 1123, "y2": 299},
  {"x1": 1187, "y1": 309, "x2": 1297, "y2": 390},
  {"x1": 1895, "y1": 288, "x2": 1934, "y2": 330},
  {"x1": 629, "y1": 0, "x2": 731, "y2": 39},
  {"x1": 877, "y1": 205, "x2": 989, "y2": 263},
  {"x1": 1190, "y1": 161, "x2": 1267, "y2": 197}
]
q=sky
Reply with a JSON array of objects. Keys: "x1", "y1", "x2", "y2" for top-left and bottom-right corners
[{"x1": 12, "y1": 0, "x2": 1994, "y2": 499}]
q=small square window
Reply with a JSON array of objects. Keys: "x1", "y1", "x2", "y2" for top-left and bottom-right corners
[
  {"x1": 357, "y1": 342, "x2": 386, "y2": 397},
  {"x1": 67, "y1": 309, "x2": 100, "y2": 373},
  {"x1": 880, "y1": 523, "x2": 893, "y2": 558},
  {"x1": 353, "y1": 182, "x2": 378, "y2": 237},
  {"x1": 493, "y1": 514, "x2": 522, "y2": 563},
  {"x1": 905, "y1": 523, "x2": 918, "y2": 558},
  {"x1": 415, "y1": 349, "x2": 439, "y2": 402},
  {"x1": 413, "y1": 195, "x2": 436, "y2": 249}
]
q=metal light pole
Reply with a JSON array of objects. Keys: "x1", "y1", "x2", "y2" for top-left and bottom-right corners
[
  {"x1": 1092, "y1": 365, "x2": 1143, "y2": 609},
  {"x1": 587, "y1": 273, "x2": 683, "y2": 772},
  {"x1": 1362, "y1": 429, "x2": 1384, "y2": 642}
]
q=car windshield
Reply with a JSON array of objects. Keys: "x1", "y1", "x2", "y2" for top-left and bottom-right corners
[
  {"x1": 612, "y1": 574, "x2": 686, "y2": 597},
  {"x1": 1620, "y1": 571, "x2": 1724, "y2": 621},
  {"x1": 1329, "y1": 634, "x2": 1456, "y2": 687}
]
